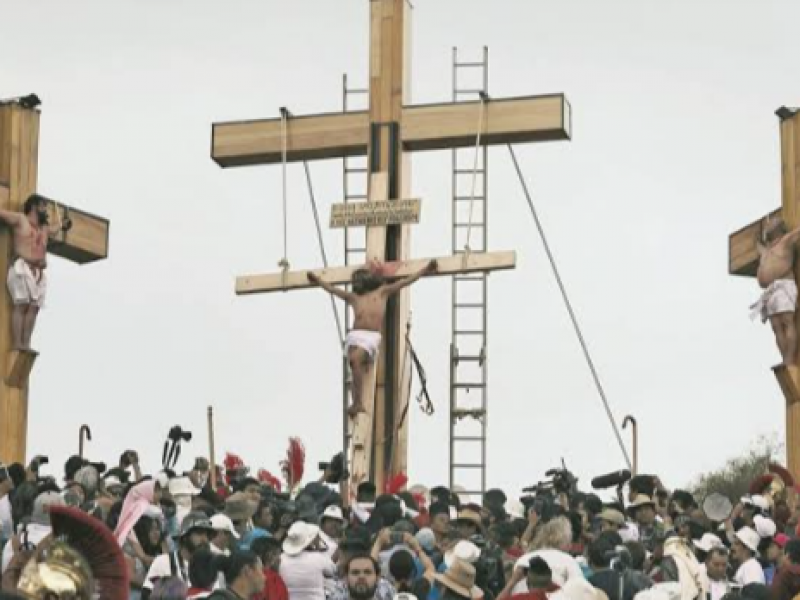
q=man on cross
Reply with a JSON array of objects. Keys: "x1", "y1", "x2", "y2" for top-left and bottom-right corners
[
  {"x1": 751, "y1": 217, "x2": 800, "y2": 366},
  {"x1": 308, "y1": 259, "x2": 437, "y2": 417},
  {"x1": 0, "y1": 193, "x2": 71, "y2": 350}
]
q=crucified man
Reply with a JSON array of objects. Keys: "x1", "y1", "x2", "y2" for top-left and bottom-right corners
[
  {"x1": 0, "y1": 194, "x2": 71, "y2": 351},
  {"x1": 752, "y1": 219, "x2": 800, "y2": 366},
  {"x1": 308, "y1": 259, "x2": 437, "y2": 418}
]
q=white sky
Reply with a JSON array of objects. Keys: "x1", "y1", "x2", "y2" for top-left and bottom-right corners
[{"x1": 0, "y1": 0, "x2": 795, "y2": 497}]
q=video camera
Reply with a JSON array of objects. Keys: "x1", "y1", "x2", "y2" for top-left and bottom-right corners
[{"x1": 520, "y1": 461, "x2": 578, "y2": 522}]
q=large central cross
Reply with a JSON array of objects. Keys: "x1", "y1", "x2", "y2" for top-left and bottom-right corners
[
  {"x1": 729, "y1": 108, "x2": 800, "y2": 481},
  {"x1": 211, "y1": 1, "x2": 571, "y2": 491},
  {"x1": 0, "y1": 102, "x2": 110, "y2": 463}
]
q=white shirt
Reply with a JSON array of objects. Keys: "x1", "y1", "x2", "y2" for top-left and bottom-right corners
[
  {"x1": 734, "y1": 557, "x2": 765, "y2": 586},
  {"x1": 143, "y1": 552, "x2": 189, "y2": 589},
  {"x1": 513, "y1": 549, "x2": 583, "y2": 591},
  {"x1": 280, "y1": 551, "x2": 336, "y2": 600},
  {"x1": 0, "y1": 497, "x2": 12, "y2": 542},
  {"x1": 699, "y1": 565, "x2": 730, "y2": 600},
  {"x1": 1, "y1": 524, "x2": 51, "y2": 574}
]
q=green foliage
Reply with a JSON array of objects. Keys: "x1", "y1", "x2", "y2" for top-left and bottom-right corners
[{"x1": 689, "y1": 435, "x2": 784, "y2": 504}]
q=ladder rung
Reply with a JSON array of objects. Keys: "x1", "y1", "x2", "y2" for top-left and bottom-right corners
[
  {"x1": 455, "y1": 303, "x2": 484, "y2": 308},
  {"x1": 347, "y1": 247, "x2": 366, "y2": 253},
  {"x1": 455, "y1": 89, "x2": 486, "y2": 94},
  {"x1": 454, "y1": 170, "x2": 486, "y2": 175},
  {"x1": 454, "y1": 223, "x2": 485, "y2": 228},
  {"x1": 454, "y1": 383, "x2": 486, "y2": 388},
  {"x1": 454, "y1": 330, "x2": 484, "y2": 335},
  {"x1": 453, "y1": 436, "x2": 485, "y2": 441},
  {"x1": 454, "y1": 276, "x2": 484, "y2": 282},
  {"x1": 345, "y1": 88, "x2": 369, "y2": 94},
  {"x1": 345, "y1": 194, "x2": 368, "y2": 200},
  {"x1": 452, "y1": 464, "x2": 483, "y2": 469},
  {"x1": 455, "y1": 62, "x2": 486, "y2": 68},
  {"x1": 452, "y1": 355, "x2": 483, "y2": 362},
  {"x1": 345, "y1": 168, "x2": 368, "y2": 174},
  {"x1": 454, "y1": 195, "x2": 485, "y2": 200}
]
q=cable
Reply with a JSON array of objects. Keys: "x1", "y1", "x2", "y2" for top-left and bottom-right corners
[
  {"x1": 303, "y1": 161, "x2": 345, "y2": 348},
  {"x1": 507, "y1": 144, "x2": 632, "y2": 470},
  {"x1": 464, "y1": 95, "x2": 487, "y2": 254}
]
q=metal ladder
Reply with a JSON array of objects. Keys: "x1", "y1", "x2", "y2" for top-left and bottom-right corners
[
  {"x1": 450, "y1": 47, "x2": 490, "y2": 500},
  {"x1": 342, "y1": 74, "x2": 369, "y2": 463}
]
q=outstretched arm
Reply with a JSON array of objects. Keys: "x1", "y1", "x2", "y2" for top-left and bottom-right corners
[
  {"x1": 0, "y1": 209, "x2": 22, "y2": 229},
  {"x1": 784, "y1": 225, "x2": 800, "y2": 247},
  {"x1": 307, "y1": 272, "x2": 354, "y2": 302},
  {"x1": 382, "y1": 260, "x2": 437, "y2": 295}
]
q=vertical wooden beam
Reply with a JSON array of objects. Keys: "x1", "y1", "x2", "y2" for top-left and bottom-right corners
[
  {"x1": 778, "y1": 111, "x2": 800, "y2": 481},
  {"x1": 366, "y1": 0, "x2": 412, "y2": 492},
  {"x1": 0, "y1": 105, "x2": 39, "y2": 464}
]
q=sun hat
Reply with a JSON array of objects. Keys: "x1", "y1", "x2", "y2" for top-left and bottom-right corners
[
  {"x1": 434, "y1": 559, "x2": 481, "y2": 599},
  {"x1": 735, "y1": 526, "x2": 761, "y2": 553},
  {"x1": 283, "y1": 522, "x2": 321, "y2": 556},
  {"x1": 598, "y1": 508, "x2": 626, "y2": 527},
  {"x1": 444, "y1": 540, "x2": 481, "y2": 568},
  {"x1": 754, "y1": 515, "x2": 777, "y2": 539},
  {"x1": 453, "y1": 506, "x2": 482, "y2": 528},
  {"x1": 626, "y1": 495, "x2": 656, "y2": 514},
  {"x1": 210, "y1": 513, "x2": 241, "y2": 539},
  {"x1": 179, "y1": 512, "x2": 214, "y2": 538},
  {"x1": 692, "y1": 533, "x2": 723, "y2": 553},
  {"x1": 321, "y1": 505, "x2": 345, "y2": 523}
]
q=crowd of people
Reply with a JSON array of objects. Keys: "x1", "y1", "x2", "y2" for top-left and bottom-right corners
[{"x1": 1, "y1": 450, "x2": 800, "y2": 600}]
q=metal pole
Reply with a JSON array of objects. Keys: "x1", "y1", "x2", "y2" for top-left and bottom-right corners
[
  {"x1": 622, "y1": 416, "x2": 638, "y2": 476},
  {"x1": 79, "y1": 425, "x2": 91, "y2": 459},
  {"x1": 208, "y1": 407, "x2": 217, "y2": 490}
]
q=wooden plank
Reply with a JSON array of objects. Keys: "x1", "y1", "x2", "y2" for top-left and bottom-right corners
[
  {"x1": 330, "y1": 198, "x2": 421, "y2": 228},
  {"x1": 45, "y1": 200, "x2": 110, "y2": 264},
  {"x1": 236, "y1": 251, "x2": 517, "y2": 295},
  {"x1": 211, "y1": 95, "x2": 571, "y2": 168},
  {"x1": 729, "y1": 208, "x2": 782, "y2": 277},
  {"x1": 6, "y1": 350, "x2": 37, "y2": 389}
]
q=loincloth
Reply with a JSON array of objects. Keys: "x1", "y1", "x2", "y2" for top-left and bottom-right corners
[
  {"x1": 750, "y1": 279, "x2": 797, "y2": 323},
  {"x1": 345, "y1": 330, "x2": 382, "y2": 361},
  {"x1": 7, "y1": 258, "x2": 46, "y2": 308}
]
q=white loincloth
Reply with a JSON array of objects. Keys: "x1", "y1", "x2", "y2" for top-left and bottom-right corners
[
  {"x1": 345, "y1": 330, "x2": 382, "y2": 361},
  {"x1": 7, "y1": 258, "x2": 46, "y2": 308}
]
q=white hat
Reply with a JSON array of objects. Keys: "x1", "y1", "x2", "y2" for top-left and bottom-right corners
[
  {"x1": 735, "y1": 526, "x2": 761, "y2": 553},
  {"x1": 444, "y1": 540, "x2": 481, "y2": 568},
  {"x1": 754, "y1": 515, "x2": 777, "y2": 539},
  {"x1": 104, "y1": 476, "x2": 125, "y2": 491},
  {"x1": 692, "y1": 533, "x2": 723, "y2": 553},
  {"x1": 210, "y1": 513, "x2": 241, "y2": 539},
  {"x1": 506, "y1": 500, "x2": 526, "y2": 520},
  {"x1": 321, "y1": 505, "x2": 345, "y2": 523},
  {"x1": 169, "y1": 476, "x2": 201, "y2": 497},
  {"x1": 550, "y1": 578, "x2": 607, "y2": 600},
  {"x1": 283, "y1": 522, "x2": 320, "y2": 556},
  {"x1": 741, "y1": 494, "x2": 770, "y2": 512}
]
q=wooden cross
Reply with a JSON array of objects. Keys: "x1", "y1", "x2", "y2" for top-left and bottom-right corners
[
  {"x1": 728, "y1": 107, "x2": 800, "y2": 480},
  {"x1": 0, "y1": 103, "x2": 109, "y2": 464},
  {"x1": 211, "y1": 0, "x2": 571, "y2": 490}
]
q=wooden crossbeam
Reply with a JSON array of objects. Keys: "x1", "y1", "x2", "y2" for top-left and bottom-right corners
[
  {"x1": 729, "y1": 208, "x2": 782, "y2": 277},
  {"x1": 0, "y1": 186, "x2": 109, "y2": 264},
  {"x1": 212, "y1": 95, "x2": 571, "y2": 167},
  {"x1": 235, "y1": 251, "x2": 516, "y2": 295}
]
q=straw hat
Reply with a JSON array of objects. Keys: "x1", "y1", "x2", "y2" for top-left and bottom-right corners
[
  {"x1": 453, "y1": 506, "x2": 482, "y2": 528},
  {"x1": 283, "y1": 522, "x2": 321, "y2": 556},
  {"x1": 735, "y1": 526, "x2": 761, "y2": 553},
  {"x1": 434, "y1": 559, "x2": 481, "y2": 599},
  {"x1": 444, "y1": 540, "x2": 481, "y2": 568},
  {"x1": 598, "y1": 508, "x2": 625, "y2": 527},
  {"x1": 626, "y1": 495, "x2": 655, "y2": 514}
]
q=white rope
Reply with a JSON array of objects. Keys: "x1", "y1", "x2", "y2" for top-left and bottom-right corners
[
  {"x1": 464, "y1": 94, "x2": 487, "y2": 255},
  {"x1": 279, "y1": 108, "x2": 290, "y2": 283}
]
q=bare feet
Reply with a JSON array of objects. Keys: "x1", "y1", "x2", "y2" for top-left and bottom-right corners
[{"x1": 348, "y1": 404, "x2": 367, "y2": 419}]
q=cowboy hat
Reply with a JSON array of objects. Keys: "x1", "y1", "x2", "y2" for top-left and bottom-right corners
[
  {"x1": 434, "y1": 559, "x2": 481, "y2": 599},
  {"x1": 734, "y1": 526, "x2": 761, "y2": 553},
  {"x1": 283, "y1": 522, "x2": 321, "y2": 556},
  {"x1": 598, "y1": 508, "x2": 626, "y2": 527},
  {"x1": 321, "y1": 505, "x2": 345, "y2": 523},
  {"x1": 626, "y1": 495, "x2": 655, "y2": 514},
  {"x1": 692, "y1": 533, "x2": 723, "y2": 553},
  {"x1": 453, "y1": 506, "x2": 482, "y2": 528},
  {"x1": 444, "y1": 540, "x2": 481, "y2": 568}
]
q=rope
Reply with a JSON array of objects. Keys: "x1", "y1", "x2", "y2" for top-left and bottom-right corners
[
  {"x1": 303, "y1": 161, "x2": 345, "y2": 348},
  {"x1": 279, "y1": 108, "x2": 291, "y2": 284},
  {"x1": 463, "y1": 94, "x2": 488, "y2": 256},
  {"x1": 507, "y1": 144, "x2": 632, "y2": 470}
]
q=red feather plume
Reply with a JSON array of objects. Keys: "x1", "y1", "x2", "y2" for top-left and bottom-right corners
[
  {"x1": 224, "y1": 452, "x2": 246, "y2": 485},
  {"x1": 769, "y1": 463, "x2": 796, "y2": 487},
  {"x1": 50, "y1": 505, "x2": 129, "y2": 600},
  {"x1": 749, "y1": 474, "x2": 775, "y2": 495},
  {"x1": 385, "y1": 472, "x2": 408, "y2": 495},
  {"x1": 258, "y1": 469, "x2": 283, "y2": 492},
  {"x1": 281, "y1": 438, "x2": 305, "y2": 490}
]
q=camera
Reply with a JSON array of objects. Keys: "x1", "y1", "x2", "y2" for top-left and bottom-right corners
[
  {"x1": 319, "y1": 452, "x2": 349, "y2": 484},
  {"x1": 168, "y1": 426, "x2": 192, "y2": 443}
]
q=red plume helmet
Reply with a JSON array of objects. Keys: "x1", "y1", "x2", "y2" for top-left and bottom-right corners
[
  {"x1": 385, "y1": 473, "x2": 409, "y2": 495},
  {"x1": 281, "y1": 438, "x2": 306, "y2": 491},
  {"x1": 258, "y1": 469, "x2": 283, "y2": 492}
]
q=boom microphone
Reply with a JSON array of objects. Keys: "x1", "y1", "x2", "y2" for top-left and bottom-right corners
[{"x1": 591, "y1": 469, "x2": 632, "y2": 490}]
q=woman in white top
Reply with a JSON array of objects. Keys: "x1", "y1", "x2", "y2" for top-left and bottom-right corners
[{"x1": 279, "y1": 522, "x2": 336, "y2": 600}]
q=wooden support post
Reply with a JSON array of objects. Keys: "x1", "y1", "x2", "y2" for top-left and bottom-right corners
[
  {"x1": 208, "y1": 406, "x2": 217, "y2": 490},
  {"x1": 349, "y1": 362, "x2": 378, "y2": 491},
  {"x1": 0, "y1": 104, "x2": 110, "y2": 464}
]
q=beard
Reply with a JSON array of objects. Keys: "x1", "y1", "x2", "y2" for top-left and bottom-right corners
[{"x1": 348, "y1": 583, "x2": 378, "y2": 600}]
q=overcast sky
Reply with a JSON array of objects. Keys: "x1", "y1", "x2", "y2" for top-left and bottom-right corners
[{"x1": 0, "y1": 0, "x2": 795, "y2": 497}]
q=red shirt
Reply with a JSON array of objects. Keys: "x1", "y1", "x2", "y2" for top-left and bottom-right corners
[
  {"x1": 253, "y1": 569, "x2": 289, "y2": 600},
  {"x1": 510, "y1": 584, "x2": 561, "y2": 600}
]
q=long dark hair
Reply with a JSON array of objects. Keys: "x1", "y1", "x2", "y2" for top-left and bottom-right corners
[{"x1": 134, "y1": 516, "x2": 164, "y2": 558}]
